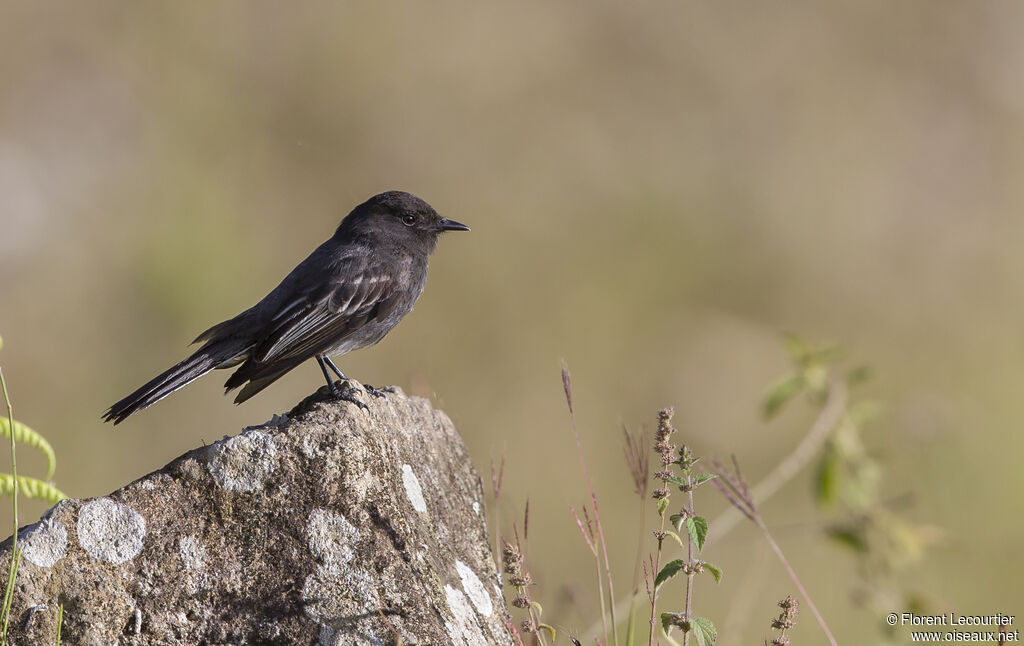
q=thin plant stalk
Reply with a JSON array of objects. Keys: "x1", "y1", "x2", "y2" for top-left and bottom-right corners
[
  {"x1": 682, "y1": 485, "x2": 695, "y2": 646},
  {"x1": 712, "y1": 456, "x2": 837, "y2": 646},
  {"x1": 0, "y1": 367, "x2": 20, "y2": 645},
  {"x1": 55, "y1": 604, "x2": 63, "y2": 646},
  {"x1": 562, "y1": 367, "x2": 618, "y2": 646},
  {"x1": 647, "y1": 510, "x2": 667, "y2": 646}
]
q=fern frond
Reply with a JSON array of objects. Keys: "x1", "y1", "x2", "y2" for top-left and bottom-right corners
[
  {"x1": 0, "y1": 418, "x2": 56, "y2": 480},
  {"x1": 0, "y1": 474, "x2": 66, "y2": 504}
]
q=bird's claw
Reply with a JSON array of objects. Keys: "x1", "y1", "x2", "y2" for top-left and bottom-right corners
[
  {"x1": 328, "y1": 381, "x2": 369, "y2": 411},
  {"x1": 363, "y1": 384, "x2": 393, "y2": 399}
]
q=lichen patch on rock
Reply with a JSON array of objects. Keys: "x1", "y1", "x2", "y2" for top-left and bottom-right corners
[
  {"x1": 456, "y1": 559, "x2": 493, "y2": 617},
  {"x1": 76, "y1": 498, "x2": 146, "y2": 565},
  {"x1": 444, "y1": 584, "x2": 487, "y2": 646},
  {"x1": 19, "y1": 518, "x2": 67, "y2": 568},
  {"x1": 402, "y1": 463, "x2": 427, "y2": 513},
  {"x1": 206, "y1": 429, "x2": 277, "y2": 491}
]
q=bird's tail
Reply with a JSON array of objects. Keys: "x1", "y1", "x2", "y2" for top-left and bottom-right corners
[{"x1": 103, "y1": 342, "x2": 246, "y2": 425}]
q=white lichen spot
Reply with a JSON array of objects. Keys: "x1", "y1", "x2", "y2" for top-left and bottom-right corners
[
  {"x1": 444, "y1": 584, "x2": 487, "y2": 646},
  {"x1": 139, "y1": 480, "x2": 156, "y2": 490},
  {"x1": 19, "y1": 518, "x2": 67, "y2": 568},
  {"x1": 179, "y1": 535, "x2": 206, "y2": 570},
  {"x1": 455, "y1": 560, "x2": 493, "y2": 617},
  {"x1": 472, "y1": 501, "x2": 480, "y2": 515},
  {"x1": 206, "y1": 430, "x2": 277, "y2": 492},
  {"x1": 402, "y1": 464, "x2": 427, "y2": 513},
  {"x1": 77, "y1": 498, "x2": 145, "y2": 564}
]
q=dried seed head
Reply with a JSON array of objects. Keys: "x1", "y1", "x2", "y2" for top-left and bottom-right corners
[
  {"x1": 512, "y1": 595, "x2": 530, "y2": 609},
  {"x1": 652, "y1": 487, "x2": 669, "y2": 499}
]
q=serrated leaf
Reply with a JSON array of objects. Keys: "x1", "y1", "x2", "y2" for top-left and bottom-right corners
[
  {"x1": 815, "y1": 448, "x2": 840, "y2": 508},
  {"x1": 654, "y1": 559, "x2": 685, "y2": 590},
  {"x1": 691, "y1": 617, "x2": 717, "y2": 646},
  {"x1": 664, "y1": 476, "x2": 686, "y2": 487},
  {"x1": 539, "y1": 623, "x2": 556, "y2": 641},
  {"x1": 665, "y1": 530, "x2": 686, "y2": 550},
  {"x1": 761, "y1": 373, "x2": 803, "y2": 420},
  {"x1": 685, "y1": 516, "x2": 708, "y2": 551},
  {"x1": 701, "y1": 560, "x2": 723, "y2": 583},
  {"x1": 0, "y1": 417, "x2": 57, "y2": 480},
  {"x1": 657, "y1": 497, "x2": 669, "y2": 516},
  {"x1": 692, "y1": 473, "x2": 717, "y2": 487},
  {"x1": 669, "y1": 513, "x2": 685, "y2": 532},
  {"x1": 0, "y1": 474, "x2": 66, "y2": 503}
]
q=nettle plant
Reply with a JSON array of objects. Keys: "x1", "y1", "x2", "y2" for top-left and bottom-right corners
[{"x1": 645, "y1": 408, "x2": 720, "y2": 646}]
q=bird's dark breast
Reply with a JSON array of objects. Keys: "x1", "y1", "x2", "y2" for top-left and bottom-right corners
[{"x1": 323, "y1": 257, "x2": 428, "y2": 357}]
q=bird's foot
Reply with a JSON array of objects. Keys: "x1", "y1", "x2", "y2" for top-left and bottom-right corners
[
  {"x1": 363, "y1": 384, "x2": 394, "y2": 399},
  {"x1": 328, "y1": 380, "x2": 369, "y2": 411}
]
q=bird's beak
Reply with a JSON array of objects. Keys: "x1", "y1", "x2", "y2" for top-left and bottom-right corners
[{"x1": 439, "y1": 218, "x2": 471, "y2": 232}]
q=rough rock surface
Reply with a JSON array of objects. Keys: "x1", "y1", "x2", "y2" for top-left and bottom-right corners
[{"x1": 0, "y1": 383, "x2": 513, "y2": 645}]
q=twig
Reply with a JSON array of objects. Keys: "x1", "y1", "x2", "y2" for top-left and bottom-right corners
[
  {"x1": 708, "y1": 379, "x2": 847, "y2": 543},
  {"x1": 711, "y1": 457, "x2": 838, "y2": 646}
]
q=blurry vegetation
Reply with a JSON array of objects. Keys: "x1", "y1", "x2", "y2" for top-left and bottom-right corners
[{"x1": 500, "y1": 340, "x2": 935, "y2": 645}]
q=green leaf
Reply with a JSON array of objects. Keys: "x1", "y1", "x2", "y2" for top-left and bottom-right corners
[
  {"x1": 661, "y1": 612, "x2": 682, "y2": 635},
  {"x1": 664, "y1": 476, "x2": 686, "y2": 487},
  {"x1": 815, "y1": 447, "x2": 840, "y2": 508},
  {"x1": 700, "y1": 560, "x2": 723, "y2": 583},
  {"x1": 761, "y1": 373, "x2": 803, "y2": 420},
  {"x1": 531, "y1": 600, "x2": 543, "y2": 616},
  {"x1": 0, "y1": 417, "x2": 57, "y2": 480},
  {"x1": 691, "y1": 617, "x2": 717, "y2": 646},
  {"x1": 826, "y1": 526, "x2": 868, "y2": 553},
  {"x1": 782, "y1": 333, "x2": 810, "y2": 361},
  {"x1": 0, "y1": 474, "x2": 66, "y2": 503},
  {"x1": 657, "y1": 497, "x2": 669, "y2": 516},
  {"x1": 539, "y1": 623, "x2": 557, "y2": 641},
  {"x1": 692, "y1": 473, "x2": 717, "y2": 487},
  {"x1": 654, "y1": 559, "x2": 685, "y2": 590},
  {"x1": 664, "y1": 530, "x2": 686, "y2": 550},
  {"x1": 669, "y1": 513, "x2": 685, "y2": 532},
  {"x1": 685, "y1": 516, "x2": 708, "y2": 551},
  {"x1": 0, "y1": 335, "x2": 4, "y2": 352}
]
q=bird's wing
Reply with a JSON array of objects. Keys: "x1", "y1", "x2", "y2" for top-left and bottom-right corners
[{"x1": 250, "y1": 254, "x2": 403, "y2": 365}]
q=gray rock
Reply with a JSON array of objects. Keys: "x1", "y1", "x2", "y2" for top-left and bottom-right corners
[{"x1": 0, "y1": 383, "x2": 513, "y2": 645}]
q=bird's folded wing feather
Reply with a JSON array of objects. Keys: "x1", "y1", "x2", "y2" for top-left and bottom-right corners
[{"x1": 251, "y1": 256, "x2": 401, "y2": 364}]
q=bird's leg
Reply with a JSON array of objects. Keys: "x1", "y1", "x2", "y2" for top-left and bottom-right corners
[
  {"x1": 323, "y1": 356, "x2": 348, "y2": 382},
  {"x1": 316, "y1": 355, "x2": 367, "y2": 411},
  {"x1": 324, "y1": 355, "x2": 389, "y2": 398}
]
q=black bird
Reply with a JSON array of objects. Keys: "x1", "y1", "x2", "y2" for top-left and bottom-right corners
[{"x1": 103, "y1": 190, "x2": 469, "y2": 425}]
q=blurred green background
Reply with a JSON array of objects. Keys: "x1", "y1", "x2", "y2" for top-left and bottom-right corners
[{"x1": 1, "y1": 1, "x2": 1022, "y2": 642}]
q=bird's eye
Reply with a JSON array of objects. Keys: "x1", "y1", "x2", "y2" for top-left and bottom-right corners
[{"x1": 402, "y1": 215, "x2": 416, "y2": 226}]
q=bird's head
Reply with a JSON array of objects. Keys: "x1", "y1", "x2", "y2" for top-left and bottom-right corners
[{"x1": 337, "y1": 191, "x2": 469, "y2": 253}]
